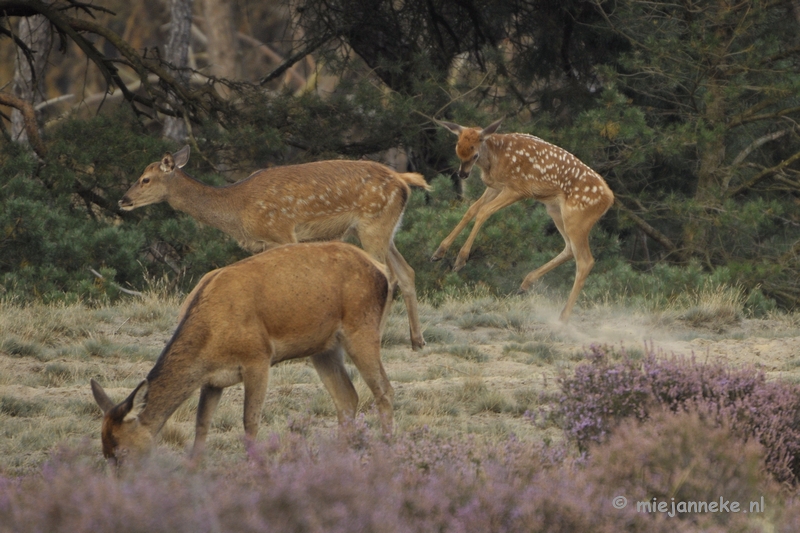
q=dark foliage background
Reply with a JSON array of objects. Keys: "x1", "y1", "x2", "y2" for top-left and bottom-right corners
[{"x1": 0, "y1": 0, "x2": 798, "y2": 308}]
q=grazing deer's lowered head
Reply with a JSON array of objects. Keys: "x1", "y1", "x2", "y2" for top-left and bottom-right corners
[
  {"x1": 432, "y1": 118, "x2": 614, "y2": 322},
  {"x1": 119, "y1": 146, "x2": 429, "y2": 350},
  {"x1": 91, "y1": 242, "x2": 394, "y2": 465}
]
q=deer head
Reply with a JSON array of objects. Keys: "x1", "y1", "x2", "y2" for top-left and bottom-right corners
[
  {"x1": 90, "y1": 379, "x2": 154, "y2": 464},
  {"x1": 437, "y1": 118, "x2": 503, "y2": 179},
  {"x1": 118, "y1": 145, "x2": 191, "y2": 210}
]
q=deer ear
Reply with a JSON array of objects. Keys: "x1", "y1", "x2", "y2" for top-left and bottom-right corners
[
  {"x1": 121, "y1": 380, "x2": 149, "y2": 422},
  {"x1": 160, "y1": 153, "x2": 176, "y2": 173},
  {"x1": 172, "y1": 145, "x2": 190, "y2": 168},
  {"x1": 436, "y1": 120, "x2": 463, "y2": 136},
  {"x1": 480, "y1": 118, "x2": 503, "y2": 138},
  {"x1": 90, "y1": 379, "x2": 115, "y2": 414}
]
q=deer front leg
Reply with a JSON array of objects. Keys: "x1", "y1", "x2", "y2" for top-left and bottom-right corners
[
  {"x1": 191, "y1": 384, "x2": 223, "y2": 460},
  {"x1": 453, "y1": 188, "x2": 524, "y2": 271},
  {"x1": 431, "y1": 187, "x2": 500, "y2": 262},
  {"x1": 242, "y1": 364, "x2": 270, "y2": 447},
  {"x1": 310, "y1": 347, "x2": 359, "y2": 428}
]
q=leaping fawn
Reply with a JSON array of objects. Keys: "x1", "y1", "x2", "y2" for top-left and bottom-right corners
[{"x1": 432, "y1": 119, "x2": 614, "y2": 322}]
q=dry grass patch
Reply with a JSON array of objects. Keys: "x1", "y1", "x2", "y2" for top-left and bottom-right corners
[{"x1": 1, "y1": 287, "x2": 798, "y2": 476}]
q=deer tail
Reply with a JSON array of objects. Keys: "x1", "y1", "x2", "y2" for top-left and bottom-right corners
[{"x1": 397, "y1": 172, "x2": 431, "y2": 191}]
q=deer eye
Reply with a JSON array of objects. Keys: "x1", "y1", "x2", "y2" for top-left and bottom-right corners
[
  {"x1": 472, "y1": 153, "x2": 479, "y2": 161},
  {"x1": 141, "y1": 177, "x2": 150, "y2": 185}
]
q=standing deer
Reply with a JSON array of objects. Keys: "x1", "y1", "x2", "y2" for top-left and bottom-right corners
[
  {"x1": 119, "y1": 146, "x2": 429, "y2": 350},
  {"x1": 90, "y1": 242, "x2": 394, "y2": 464},
  {"x1": 432, "y1": 119, "x2": 614, "y2": 322}
]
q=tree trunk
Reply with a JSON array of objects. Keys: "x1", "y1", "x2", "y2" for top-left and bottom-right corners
[
  {"x1": 682, "y1": 11, "x2": 730, "y2": 264},
  {"x1": 11, "y1": 14, "x2": 52, "y2": 146},
  {"x1": 163, "y1": 0, "x2": 194, "y2": 141},
  {"x1": 201, "y1": 0, "x2": 239, "y2": 83}
]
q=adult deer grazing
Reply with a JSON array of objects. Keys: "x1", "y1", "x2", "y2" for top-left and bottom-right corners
[
  {"x1": 90, "y1": 242, "x2": 394, "y2": 464},
  {"x1": 432, "y1": 119, "x2": 614, "y2": 322},
  {"x1": 119, "y1": 146, "x2": 429, "y2": 350}
]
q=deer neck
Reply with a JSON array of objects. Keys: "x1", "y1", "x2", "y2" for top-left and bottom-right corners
[
  {"x1": 137, "y1": 333, "x2": 206, "y2": 436},
  {"x1": 165, "y1": 171, "x2": 243, "y2": 236},
  {"x1": 476, "y1": 139, "x2": 496, "y2": 177}
]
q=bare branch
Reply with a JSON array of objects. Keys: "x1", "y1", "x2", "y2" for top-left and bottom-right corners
[
  {"x1": 614, "y1": 198, "x2": 682, "y2": 260},
  {"x1": 88, "y1": 268, "x2": 144, "y2": 297},
  {"x1": 0, "y1": 92, "x2": 46, "y2": 158},
  {"x1": 238, "y1": 32, "x2": 308, "y2": 88},
  {"x1": 259, "y1": 34, "x2": 333, "y2": 86},
  {"x1": 728, "y1": 149, "x2": 800, "y2": 197},
  {"x1": 728, "y1": 106, "x2": 800, "y2": 129},
  {"x1": 723, "y1": 129, "x2": 791, "y2": 191}
]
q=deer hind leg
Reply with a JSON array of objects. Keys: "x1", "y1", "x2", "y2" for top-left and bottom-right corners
[
  {"x1": 358, "y1": 224, "x2": 425, "y2": 351},
  {"x1": 310, "y1": 346, "x2": 359, "y2": 427},
  {"x1": 519, "y1": 202, "x2": 574, "y2": 292},
  {"x1": 431, "y1": 187, "x2": 501, "y2": 262},
  {"x1": 342, "y1": 329, "x2": 394, "y2": 437},
  {"x1": 191, "y1": 384, "x2": 224, "y2": 459},
  {"x1": 386, "y1": 241, "x2": 425, "y2": 350},
  {"x1": 558, "y1": 207, "x2": 600, "y2": 322},
  {"x1": 453, "y1": 187, "x2": 525, "y2": 271}
]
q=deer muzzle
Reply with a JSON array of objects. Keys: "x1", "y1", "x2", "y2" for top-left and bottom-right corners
[
  {"x1": 118, "y1": 196, "x2": 134, "y2": 210},
  {"x1": 457, "y1": 163, "x2": 473, "y2": 179}
]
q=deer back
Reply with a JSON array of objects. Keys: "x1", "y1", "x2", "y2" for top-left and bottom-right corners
[
  {"x1": 489, "y1": 134, "x2": 610, "y2": 205},
  {"x1": 122, "y1": 148, "x2": 425, "y2": 252},
  {"x1": 233, "y1": 160, "x2": 414, "y2": 241}
]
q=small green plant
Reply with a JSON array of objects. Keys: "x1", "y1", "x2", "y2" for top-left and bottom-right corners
[
  {"x1": 44, "y1": 363, "x2": 73, "y2": 387},
  {"x1": 420, "y1": 326, "x2": 455, "y2": 344},
  {"x1": 503, "y1": 342, "x2": 558, "y2": 364},
  {"x1": 0, "y1": 396, "x2": 45, "y2": 417},
  {"x1": 82, "y1": 337, "x2": 115, "y2": 358},
  {"x1": 457, "y1": 312, "x2": 508, "y2": 330},
  {"x1": 0, "y1": 337, "x2": 46, "y2": 360},
  {"x1": 437, "y1": 344, "x2": 488, "y2": 363}
]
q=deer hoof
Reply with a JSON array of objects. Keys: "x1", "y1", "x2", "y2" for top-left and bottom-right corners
[
  {"x1": 411, "y1": 338, "x2": 426, "y2": 351},
  {"x1": 430, "y1": 248, "x2": 446, "y2": 262}
]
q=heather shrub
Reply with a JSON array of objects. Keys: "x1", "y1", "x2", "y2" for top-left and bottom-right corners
[
  {"x1": 0, "y1": 430, "x2": 660, "y2": 533},
  {"x1": 556, "y1": 345, "x2": 800, "y2": 484},
  {"x1": 586, "y1": 409, "x2": 778, "y2": 530},
  {"x1": 3, "y1": 422, "x2": 785, "y2": 533}
]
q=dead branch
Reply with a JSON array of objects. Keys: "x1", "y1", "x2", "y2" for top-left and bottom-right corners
[
  {"x1": 728, "y1": 105, "x2": 800, "y2": 129},
  {"x1": 89, "y1": 268, "x2": 144, "y2": 297},
  {"x1": 0, "y1": 92, "x2": 47, "y2": 158},
  {"x1": 723, "y1": 128, "x2": 792, "y2": 191},
  {"x1": 730, "y1": 129, "x2": 790, "y2": 168},
  {"x1": 259, "y1": 33, "x2": 332, "y2": 86},
  {"x1": 614, "y1": 198, "x2": 683, "y2": 260},
  {"x1": 727, "y1": 148, "x2": 800, "y2": 197}
]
